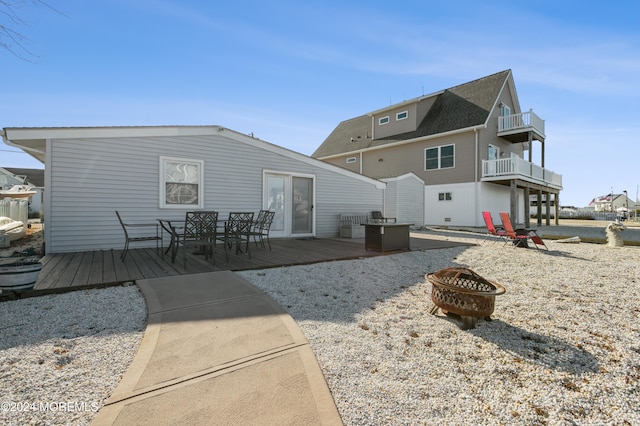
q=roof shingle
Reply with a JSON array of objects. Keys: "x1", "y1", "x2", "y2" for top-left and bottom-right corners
[{"x1": 313, "y1": 70, "x2": 510, "y2": 158}]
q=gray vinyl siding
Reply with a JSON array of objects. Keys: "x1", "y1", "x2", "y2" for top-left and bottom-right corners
[
  {"x1": 359, "y1": 131, "x2": 477, "y2": 185},
  {"x1": 314, "y1": 171, "x2": 383, "y2": 237},
  {"x1": 47, "y1": 134, "x2": 384, "y2": 253},
  {"x1": 373, "y1": 103, "x2": 419, "y2": 139}
]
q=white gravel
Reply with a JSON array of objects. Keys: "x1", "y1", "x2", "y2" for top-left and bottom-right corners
[
  {"x1": 2, "y1": 228, "x2": 639, "y2": 425},
  {"x1": 238, "y1": 231, "x2": 640, "y2": 425},
  {"x1": 0, "y1": 284, "x2": 146, "y2": 426}
]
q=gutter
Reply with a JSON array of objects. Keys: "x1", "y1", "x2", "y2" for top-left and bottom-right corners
[
  {"x1": 2, "y1": 128, "x2": 47, "y2": 161},
  {"x1": 474, "y1": 127, "x2": 480, "y2": 227}
]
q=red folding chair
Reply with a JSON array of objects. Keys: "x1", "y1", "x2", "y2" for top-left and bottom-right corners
[
  {"x1": 499, "y1": 212, "x2": 548, "y2": 250},
  {"x1": 482, "y1": 211, "x2": 507, "y2": 243}
]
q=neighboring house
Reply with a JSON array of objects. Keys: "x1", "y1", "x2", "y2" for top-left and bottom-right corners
[
  {"x1": 312, "y1": 70, "x2": 563, "y2": 227},
  {"x1": 2, "y1": 126, "x2": 386, "y2": 254},
  {"x1": 588, "y1": 194, "x2": 635, "y2": 213},
  {"x1": 0, "y1": 167, "x2": 45, "y2": 218}
]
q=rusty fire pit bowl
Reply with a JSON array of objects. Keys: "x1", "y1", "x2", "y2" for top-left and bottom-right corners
[{"x1": 426, "y1": 267, "x2": 506, "y2": 320}]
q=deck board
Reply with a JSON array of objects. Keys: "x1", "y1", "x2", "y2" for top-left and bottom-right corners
[
  {"x1": 31, "y1": 236, "x2": 474, "y2": 292},
  {"x1": 88, "y1": 250, "x2": 105, "y2": 285}
]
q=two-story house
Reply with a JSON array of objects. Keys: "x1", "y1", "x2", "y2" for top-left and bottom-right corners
[{"x1": 312, "y1": 70, "x2": 563, "y2": 228}]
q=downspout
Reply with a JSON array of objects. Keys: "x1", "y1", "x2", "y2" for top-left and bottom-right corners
[
  {"x1": 381, "y1": 181, "x2": 387, "y2": 218},
  {"x1": 474, "y1": 127, "x2": 479, "y2": 227},
  {"x1": 359, "y1": 151, "x2": 363, "y2": 175}
]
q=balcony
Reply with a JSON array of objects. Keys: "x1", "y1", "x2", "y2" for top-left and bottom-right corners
[
  {"x1": 497, "y1": 109, "x2": 545, "y2": 143},
  {"x1": 482, "y1": 157, "x2": 562, "y2": 190}
]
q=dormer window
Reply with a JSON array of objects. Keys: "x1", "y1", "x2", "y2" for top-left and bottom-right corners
[
  {"x1": 396, "y1": 111, "x2": 408, "y2": 121},
  {"x1": 378, "y1": 116, "x2": 389, "y2": 125}
]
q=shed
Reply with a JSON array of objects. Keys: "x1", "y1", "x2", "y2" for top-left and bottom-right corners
[{"x1": 381, "y1": 173, "x2": 425, "y2": 227}]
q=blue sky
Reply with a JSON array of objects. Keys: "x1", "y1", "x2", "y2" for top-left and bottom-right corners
[{"x1": 1, "y1": 0, "x2": 638, "y2": 207}]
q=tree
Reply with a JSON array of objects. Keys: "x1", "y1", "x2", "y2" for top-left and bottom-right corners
[{"x1": 0, "y1": 0, "x2": 58, "y2": 60}]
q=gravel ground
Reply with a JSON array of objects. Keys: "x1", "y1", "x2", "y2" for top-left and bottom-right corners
[
  {"x1": 239, "y1": 230, "x2": 640, "y2": 425},
  {"x1": 2, "y1": 224, "x2": 639, "y2": 425}
]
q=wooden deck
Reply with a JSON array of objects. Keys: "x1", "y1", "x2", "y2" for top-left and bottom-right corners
[{"x1": 31, "y1": 235, "x2": 473, "y2": 293}]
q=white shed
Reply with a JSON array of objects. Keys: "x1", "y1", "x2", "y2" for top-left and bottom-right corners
[
  {"x1": 3, "y1": 126, "x2": 386, "y2": 253},
  {"x1": 381, "y1": 173, "x2": 425, "y2": 227}
]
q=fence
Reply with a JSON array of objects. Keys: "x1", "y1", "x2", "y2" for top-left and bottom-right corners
[
  {"x1": 558, "y1": 210, "x2": 635, "y2": 221},
  {"x1": 0, "y1": 198, "x2": 29, "y2": 226}
]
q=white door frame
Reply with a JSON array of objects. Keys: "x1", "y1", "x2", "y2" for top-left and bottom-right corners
[{"x1": 263, "y1": 170, "x2": 316, "y2": 238}]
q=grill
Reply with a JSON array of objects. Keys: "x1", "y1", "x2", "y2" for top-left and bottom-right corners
[{"x1": 426, "y1": 267, "x2": 506, "y2": 329}]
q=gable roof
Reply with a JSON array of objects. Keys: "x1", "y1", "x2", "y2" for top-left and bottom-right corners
[
  {"x1": 3, "y1": 125, "x2": 386, "y2": 189},
  {"x1": 312, "y1": 70, "x2": 512, "y2": 158},
  {"x1": 0, "y1": 167, "x2": 45, "y2": 187}
]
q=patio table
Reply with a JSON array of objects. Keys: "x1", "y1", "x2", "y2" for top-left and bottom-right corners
[
  {"x1": 158, "y1": 219, "x2": 185, "y2": 261},
  {"x1": 362, "y1": 222, "x2": 414, "y2": 252}
]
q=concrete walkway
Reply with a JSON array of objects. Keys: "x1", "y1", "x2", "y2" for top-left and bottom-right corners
[{"x1": 92, "y1": 271, "x2": 343, "y2": 425}]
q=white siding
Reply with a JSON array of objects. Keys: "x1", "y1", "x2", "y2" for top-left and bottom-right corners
[
  {"x1": 47, "y1": 133, "x2": 384, "y2": 253},
  {"x1": 425, "y1": 183, "x2": 476, "y2": 226},
  {"x1": 478, "y1": 183, "x2": 525, "y2": 225},
  {"x1": 383, "y1": 180, "x2": 398, "y2": 219},
  {"x1": 382, "y1": 174, "x2": 424, "y2": 226},
  {"x1": 424, "y1": 182, "x2": 524, "y2": 227}
]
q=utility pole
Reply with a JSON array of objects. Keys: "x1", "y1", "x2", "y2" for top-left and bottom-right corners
[{"x1": 611, "y1": 187, "x2": 614, "y2": 213}]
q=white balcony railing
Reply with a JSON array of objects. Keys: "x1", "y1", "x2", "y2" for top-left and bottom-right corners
[
  {"x1": 482, "y1": 157, "x2": 562, "y2": 189},
  {"x1": 498, "y1": 109, "x2": 545, "y2": 137}
]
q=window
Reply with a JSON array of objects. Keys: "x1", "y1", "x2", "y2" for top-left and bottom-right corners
[
  {"x1": 379, "y1": 116, "x2": 389, "y2": 125},
  {"x1": 160, "y1": 156, "x2": 204, "y2": 209},
  {"x1": 425, "y1": 144, "x2": 455, "y2": 170},
  {"x1": 396, "y1": 111, "x2": 408, "y2": 121},
  {"x1": 346, "y1": 157, "x2": 357, "y2": 164},
  {"x1": 438, "y1": 192, "x2": 452, "y2": 201},
  {"x1": 500, "y1": 103, "x2": 512, "y2": 130}
]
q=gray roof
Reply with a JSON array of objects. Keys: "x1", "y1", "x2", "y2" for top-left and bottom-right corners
[
  {"x1": 312, "y1": 70, "x2": 510, "y2": 158},
  {"x1": 2, "y1": 167, "x2": 45, "y2": 187}
]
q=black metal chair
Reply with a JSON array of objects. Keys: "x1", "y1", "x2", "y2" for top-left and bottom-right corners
[
  {"x1": 115, "y1": 211, "x2": 162, "y2": 261},
  {"x1": 371, "y1": 211, "x2": 396, "y2": 223},
  {"x1": 216, "y1": 212, "x2": 254, "y2": 262},
  {"x1": 250, "y1": 210, "x2": 275, "y2": 250},
  {"x1": 174, "y1": 211, "x2": 219, "y2": 266}
]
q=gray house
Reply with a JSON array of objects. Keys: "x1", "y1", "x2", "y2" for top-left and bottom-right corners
[
  {"x1": 2, "y1": 125, "x2": 386, "y2": 254},
  {"x1": 312, "y1": 70, "x2": 563, "y2": 227}
]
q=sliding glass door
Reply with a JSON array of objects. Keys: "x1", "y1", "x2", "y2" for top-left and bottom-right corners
[{"x1": 264, "y1": 172, "x2": 314, "y2": 237}]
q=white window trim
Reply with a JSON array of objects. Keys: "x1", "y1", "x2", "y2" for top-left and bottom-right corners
[
  {"x1": 425, "y1": 144, "x2": 455, "y2": 170},
  {"x1": 438, "y1": 192, "x2": 452, "y2": 201},
  {"x1": 346, "y1": 157, "x2": 357, "y2": 164},
  {"x1": 159, "y1": 156, "x2": 204, "y2": 209},
  {"x1": 378, "y1": 116, "x2": 389, "y2": 125},
  {"x1": 396, "y1": 110, "x2": 408, "y2": 121}
]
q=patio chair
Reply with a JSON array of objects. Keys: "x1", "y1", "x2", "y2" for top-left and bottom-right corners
[
  {"x1": 174, "y1": 211, "x2": 219, "y2": 267},
  {"x1": 482, "y1": 211, "x2": 507, "y2": 243},
  {"x1": 216, "y1": 212, "x2": 254, "y2": 262},
  {"x1": 371, "y1": 211, "x2": 396, "y2": 223},
  {"x1": 250, "y1": 210, "x2": 275, "y2": 250},
  {"x1": 115, "y1": 210, "x2": 162, "y2": 261},
  {"x1": 499, "y1": 212, "x2": 548, "y2": 250}
]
